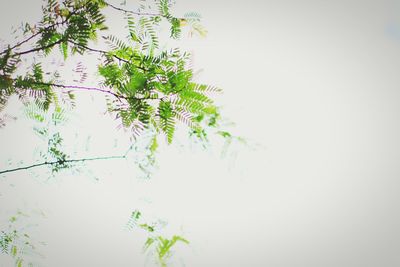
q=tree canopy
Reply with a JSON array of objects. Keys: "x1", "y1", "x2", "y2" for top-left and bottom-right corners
[
  {"x1": 0, "y1": 0, "x2": 239, "y2": 266},
  {"x1": 0, "y1": 0, "x2": 222, "y2": 143},
  {"x1": 0, "y1": 0, "x2": 234, "y2": 175}
]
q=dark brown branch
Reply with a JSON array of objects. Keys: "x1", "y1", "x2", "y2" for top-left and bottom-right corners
[
  {"x1": 0, "y1": 154, "x2": 127, "y2": 175},
  {"x1": 104, "y1": 1, "x2": 160, "y2": 17},
  {"x1": 36, "y1": 81, "x2": 126, "y2": 100},
  {"x1": 0, "y1": 33, "x2": 40, "y2": 56},
  {"x1": 8, "y1": 37, "x2": 147, "y2": 72},
  {"x1": 67, "y1": 40, "x2": 129, "y2": 63},
  {"x1": 13, "y1": 38, "x2": 65, "y2": 57},
  {"x1": 1, "y1": 22, "x2": 68, "y2": 56},
  {"x1": 9, "y1": 79, "x2": 161, "y2": 101},
  {"x1": 1, "y1": 11, "x2": 76, "y2": 56},
  {"x1": 67, "y1": 40, "x2": 147, "y2": 71},
  {"x1": 52, "y1": 82, "x2": 161, "y2": 101}
]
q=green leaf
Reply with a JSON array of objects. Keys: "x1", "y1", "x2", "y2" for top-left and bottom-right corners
[
  {"x1": 150, "y1": 135, "x2": 158, "y2": 153},
  {"x1": 139, "y1": 223, "x2": 155, "y2": 232},
  {"x1": 158, "y1": 101, "x2": 176, "y2": 143},
  {"x1": 60, "y1": 41, "x2": 68, "y2": 60},
  {"x1": 127, "y1": 72, "x2": 146, "y2": 93},
  {"x1": 218, "y1": 131, "x2": 232, "y2": 138},
  {"x1": 11, "y1": 245, "x2": 17, "y2": 257},
  {"x1": 144, "y1": 237, "x2": 155, "y2": 251}
]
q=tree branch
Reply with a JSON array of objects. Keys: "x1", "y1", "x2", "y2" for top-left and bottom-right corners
[
  {"x1": 104, "y1": 1, "x2": 160, "y2": 17},
  {"x1": 0, "y1": 11, "x2": 75, "y2": 56},
  {"x1": 34, "y1": 81, "x2": 126, "y2": 100},
  {"x1": 0, "y1": 33, "x2": 41, "y2": 56},
  {"x1": 0, "y1": 154, "x2": 128, "y2": 175},
  {"x1": 8, "y1": 78, "x2": 162, "y2": 101},
  {"x1": 13, "y1": 38, "x2": 65, "y2": 57},
  {"x1": 67, "y1": 40, "x2": 147, "y2": 72},
  {"x1": 68, "y1": 40, "x2": 129, "y2": 63}
]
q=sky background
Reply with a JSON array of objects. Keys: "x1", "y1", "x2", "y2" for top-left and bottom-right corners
[{"x1": 1, "y1": 0, "x2": 400, "y2": 266}]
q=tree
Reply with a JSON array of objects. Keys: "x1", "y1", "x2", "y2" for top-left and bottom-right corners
[
  {"x1": 0, "y1": 0, "x2": 236, "y2": 266},
  {"x1": 0, "y1": 0, "x2": 226, "y2": 174}
]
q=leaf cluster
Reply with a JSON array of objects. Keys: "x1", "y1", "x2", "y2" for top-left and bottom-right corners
[
  {"x1": 0, "y1": 212, "x2": 44, "y2": 267},
  {"x1": 0, "y1": 0, "x2": 220, "y2": 145},
  {"x1": 127, "y1": 210, "x2": 189, "y2": 267},
  {"x1": 100, "y1": 37, "x2": 221, "y2": 142}
]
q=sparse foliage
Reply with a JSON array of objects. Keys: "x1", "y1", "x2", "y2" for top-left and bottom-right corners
[
  {"x1": 127, "y1": 210, "x2": 189, "y2": 267},
  {"x1": 0, "y1": 0, "x2": 221, "y2": 145},
  {"x1": 0, "y1": 212, "x2": 45, "y2": 267},
  {"x1": 0, "y1": 0, "x2": 236, "y2": 266}
]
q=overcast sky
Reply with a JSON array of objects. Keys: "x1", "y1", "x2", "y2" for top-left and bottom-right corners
[{"x1": 1, "y1": 0, "x2": 400, "y2": 266}]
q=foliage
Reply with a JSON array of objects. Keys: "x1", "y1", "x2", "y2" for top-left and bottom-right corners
[
  {"x1": 0, "y1": 0, "x2": 233, "y2": 179},
  {"x1": 28, "y1": 105, "x2": 70, "y2": 173},
  {"x1": 127, "y1": 210, "x2": 189, "y2": 267},
  {"x1": 0, "y1": 0, "x2": 221, "y2": 145},
  {"x1": 144, "y1": 235, "x2": 189, "y2": 267},
  {"x1": 0, "y1": 211, "x2": 45, "y2": 267},
  {"x1": 0, "y1": 0, "x2": 239, "y2": 265}
]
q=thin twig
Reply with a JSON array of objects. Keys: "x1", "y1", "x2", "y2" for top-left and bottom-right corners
[
  {"x1": 67, "y1": 40, "x2": 129, "y2": 63},
  {"x1": 43, "y1": 82, "x2": 125, "y2": 100},
  {"x1": 67, "y1": 40, "x2": 147, "y2": 71},
  {"x1": 104, "y1": 1, "x2": 160, "y2": 17},
  {"x1": 15, "y1": 79, "x2": 126, "y2": 100},
  {"x1": 0, "y1": 33, "x2": 40, "y2": 56},
  {"x1": 9, "y1": 79, "x2": 162, "y2": 101},
  {"x1": 0, "y1": 11, "x2": 75, "y2": 56},
  {"x1": 0, "y1": 154, "x2": 128, "y2": 175},
  {"x1": 13, "y1": 38, "x2": 65, "y2": 56}
]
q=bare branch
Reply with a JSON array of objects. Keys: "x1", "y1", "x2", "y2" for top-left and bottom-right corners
[
  {"x1": 0, "y1": 154, "x2": 128, "y2": 175},
  {"x1": 104, "y1": 1, "x2": 160, "y2": 17}
]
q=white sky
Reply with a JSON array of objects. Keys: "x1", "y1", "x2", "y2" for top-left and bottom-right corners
[{"x1": 1, "y1": 0, "x2": 400, "y2": 266}]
